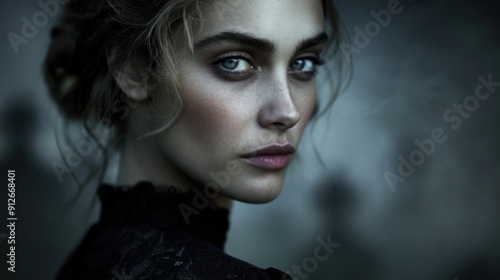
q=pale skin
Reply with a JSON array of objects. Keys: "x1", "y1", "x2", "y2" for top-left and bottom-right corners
[{"x1": 114, "y1": 0, "x2": 326, "y2": 210}]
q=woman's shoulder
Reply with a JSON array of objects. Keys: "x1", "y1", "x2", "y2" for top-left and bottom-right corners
[
  {"x1": 106, "y1": 225, "x2": 290, "y2": 279},
  {"x1": 57, "y1": 223, "x2": 291, "y2": 279}
]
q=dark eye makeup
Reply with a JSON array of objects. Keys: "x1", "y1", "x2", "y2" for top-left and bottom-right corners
[
  {"x1": 288, "y1": 56, "x2": 325, "y2": 81},
  {"x1": 212, "y1": 51, "x2": 325, "y2": 82},
  {"x1": 212, "y1": 52, "x2": 258, "y2": 81}
]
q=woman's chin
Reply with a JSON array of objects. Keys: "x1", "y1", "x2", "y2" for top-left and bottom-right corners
[{"x1": 224, "y1": 181, "x2": 284, "y2": 204}]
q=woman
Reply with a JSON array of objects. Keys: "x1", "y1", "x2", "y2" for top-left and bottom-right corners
[{"x1": 45, "y1": 0, "x2": 347, "y2": 279}]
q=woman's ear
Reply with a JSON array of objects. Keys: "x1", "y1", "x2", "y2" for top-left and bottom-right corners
[
  {"x1": 112, "y1": 64, "x2": 149, "y2": 102},
  {"x1": 107, "y1": 53, "x2": 149, "y2": 102}
]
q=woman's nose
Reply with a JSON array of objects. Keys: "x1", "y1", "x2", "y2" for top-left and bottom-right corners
[{"x1": 258, "y1": 75, "x2": 301, "y2": 131}]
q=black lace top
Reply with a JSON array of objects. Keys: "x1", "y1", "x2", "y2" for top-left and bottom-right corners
[{"x1": 56, "y1": 181, "x2": 292, "y2": 280}]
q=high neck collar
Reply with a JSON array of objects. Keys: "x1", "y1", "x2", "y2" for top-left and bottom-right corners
[{"x1": 98, "y1": 181, "x2": 230, "y2": 249}]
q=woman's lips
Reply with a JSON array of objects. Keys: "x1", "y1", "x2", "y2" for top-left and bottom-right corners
[
  {"x1": 240, "y1": 144, "x2": 295, "y2": 171},
  {"x1": 240, "y1": 155, "x2": 292, "y2": 170}
]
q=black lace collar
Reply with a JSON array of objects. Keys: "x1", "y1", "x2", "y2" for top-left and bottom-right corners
[{"x1": 98, "y1": 181, "x2": 230, "y2": 249}]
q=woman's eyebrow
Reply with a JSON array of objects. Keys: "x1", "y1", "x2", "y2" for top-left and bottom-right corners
[
  {"x1": 194, "y1": 31, "x2": 328, "y2": 54},
  {"x1": 294, "y1": 32, "x2": 328, "y2": 53},
  {"x1": 194, "y1": 31, "x2": 276, "y2": 53}
]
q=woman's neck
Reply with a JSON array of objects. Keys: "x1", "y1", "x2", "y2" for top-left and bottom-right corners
[{"x1": 116, "y1": 135, "x2": 233, "y2": 210}]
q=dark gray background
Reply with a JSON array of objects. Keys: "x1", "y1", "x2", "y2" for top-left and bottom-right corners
[{"x1": 1, "y1": 0, "x2": 499, "y2": 279}]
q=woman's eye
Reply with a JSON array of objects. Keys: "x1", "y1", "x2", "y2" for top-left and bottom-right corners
[
  {"x1": 289, "y1": 58, "x2": 316, "y2": 72},
  {"x1": 288, "y1": 57, "x2": 324, "y2": 81},
  {"x1": 218, "y1": 58, "x2": 251, "y2": 72}
]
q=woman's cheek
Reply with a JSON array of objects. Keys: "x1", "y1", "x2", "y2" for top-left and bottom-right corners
[
  {"x1": 180, "y1": 81, "x2": 250, "y2": 150},
  {"x1": 295, "y1": 85, "x2": 317, "y2": 127},
  {"x1": 305, "y1": 89, "x2": 317, "y2": 122}
]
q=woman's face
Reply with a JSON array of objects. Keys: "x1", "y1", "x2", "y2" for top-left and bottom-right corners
[{"x1": 153, "y1": 0, "x2": 326, "y2": 203}]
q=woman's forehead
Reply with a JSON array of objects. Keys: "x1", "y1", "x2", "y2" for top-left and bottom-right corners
[{"x1": 196, "y1": 0, "x2": 325, "y2": 48}]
